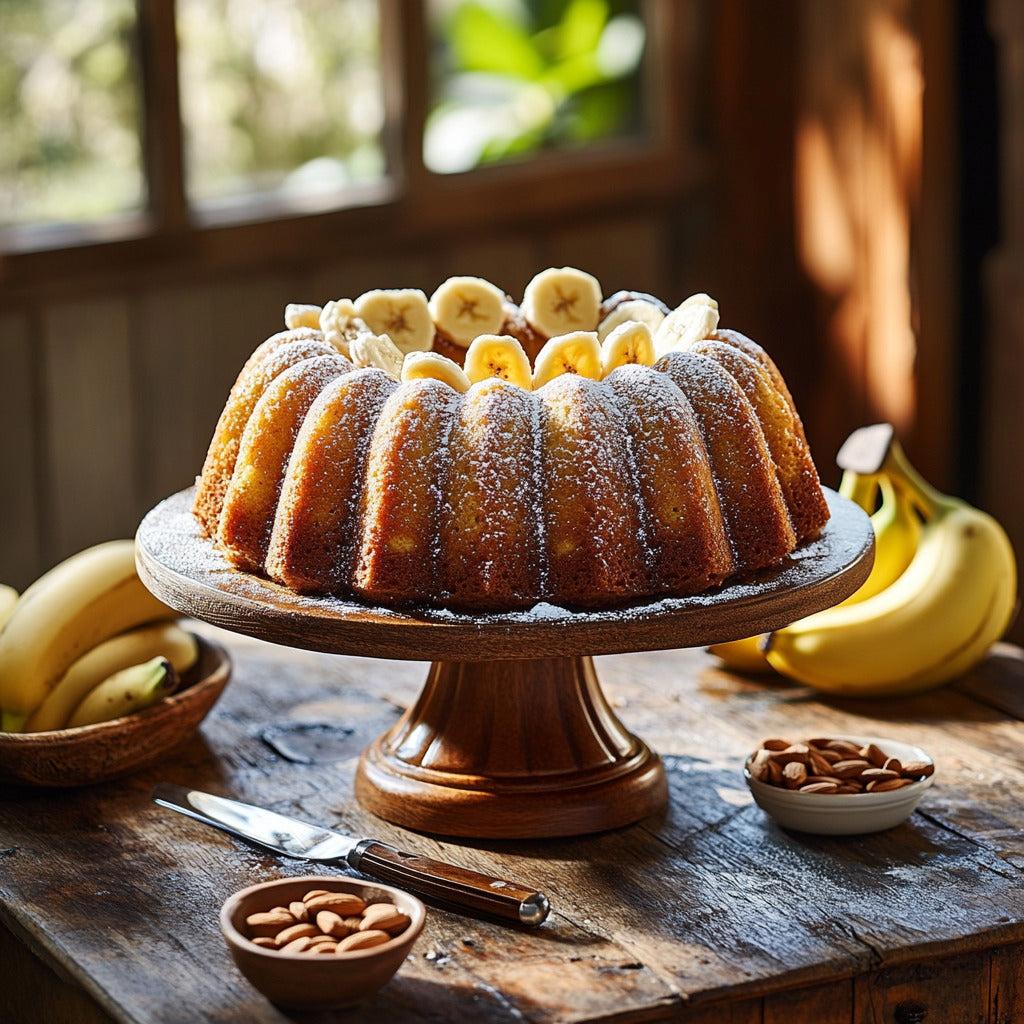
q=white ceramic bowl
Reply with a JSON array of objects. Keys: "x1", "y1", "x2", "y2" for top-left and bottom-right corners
[{"x1": 743, "y1": 735, "x2": 934, "y2": 835}]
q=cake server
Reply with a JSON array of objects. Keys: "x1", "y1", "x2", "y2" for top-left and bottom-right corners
[{"x1": 153, "y1": 784, "x2": 550, "y2": 927}]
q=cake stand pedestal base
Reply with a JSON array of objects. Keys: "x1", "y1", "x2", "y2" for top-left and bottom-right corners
[{"x1": 355, "y1": 656, "x2": 666, "y2": 838}]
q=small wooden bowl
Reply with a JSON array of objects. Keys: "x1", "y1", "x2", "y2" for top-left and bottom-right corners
[
  {"x1": 220, "y1": 876, "x2": 426, "y2": 1010},
  {"x1": 0, "y1": 633, "x2": 230, "y2": 787}
]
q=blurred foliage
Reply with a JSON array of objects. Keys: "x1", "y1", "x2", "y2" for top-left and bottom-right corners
[
  {"x1": 0, "y1": 0, "x2": 646, "y2": 231},
  {"x1": 0, "y1": 0, "x2": 143, "y2": 228},
  {"x1": 425, "y1": 0, "x2": 647, "y2": 173},
  {"x1": 176, "y1": 0, "x2": 385, "y2": 205}
]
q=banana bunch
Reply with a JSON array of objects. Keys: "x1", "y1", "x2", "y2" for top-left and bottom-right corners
[
  {"x1": 0, "y1": 539, "x2": 198, "y2": 732},
  {"x1": 707, "y1": 458, "x2": 923, "y2": 673},
  {"x1": 761, "y1": 424, "x2": 1017, "y2": 696}
]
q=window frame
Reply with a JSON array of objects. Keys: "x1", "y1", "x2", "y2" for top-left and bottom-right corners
[{"x1": 0, "y1": 0, "x2": 707, "y2": 303}]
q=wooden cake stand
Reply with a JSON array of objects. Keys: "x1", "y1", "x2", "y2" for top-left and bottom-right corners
[{"x1": 136, "y1": 488, "x2": 873, "y2": 839}]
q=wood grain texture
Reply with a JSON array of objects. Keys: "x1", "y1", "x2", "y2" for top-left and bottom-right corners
[
  {"x1": 0, "y1": 312, "x2": 41, "y2": 590},
  {"x1": 356, "y1": 656, "x2": 667, "y2": 837},
  {"x1": 40, "y1": 299, "x2": 136, "y2": 561},
  {"x1": 3, "y1": 630, "x2": 1024, "y2": 1022}
]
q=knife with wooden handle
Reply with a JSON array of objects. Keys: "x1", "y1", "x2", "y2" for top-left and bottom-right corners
[{"x1": 153, "y1": 784, "x2": 550, "y2": 927}]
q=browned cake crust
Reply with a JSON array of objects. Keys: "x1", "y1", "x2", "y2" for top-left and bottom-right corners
[
  {"x1": 692, "y1": 338, "x2": 831, "y2": 541},
  {"x1": 608, "y1": 365, "x2": 734, "y2": 595},
  {"x1": 265, "y1": 368, "x2": 397, "y2": 593},
  {"x1": 440, "y1": 380, "x2": 546, "y2": 609},
  {"x1": 192, "y1": 329, "x2": 335, "y2": 536},
  {"x1": 539, "y1": 374, "x2": 649, "y2": 607},
  {"x1": 655, "y1": 351, "x2": 798, "y2": 570},
  {"x1": 217, "y1": 353, "x2": 353, "y2": 572},
  {"x1": 350, "y1": 378, "x2": 462, "y2": 605}
]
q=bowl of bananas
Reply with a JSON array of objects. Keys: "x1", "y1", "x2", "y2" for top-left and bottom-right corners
[
  {"x1": 0, "y1": 540, "x2": 232, "y2": 787},
  {"x1": 744, "y1": 735, "x2": 935, "y2": 835}
]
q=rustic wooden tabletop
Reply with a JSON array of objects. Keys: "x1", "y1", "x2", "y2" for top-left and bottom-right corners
[{"x1": 3, "y1": 624, "x2": 1024, "y2": 1024}]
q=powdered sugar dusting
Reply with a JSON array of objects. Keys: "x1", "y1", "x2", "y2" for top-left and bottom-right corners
[{"x1": 138, "y1": 487, "x2": 869, "y2": 647}]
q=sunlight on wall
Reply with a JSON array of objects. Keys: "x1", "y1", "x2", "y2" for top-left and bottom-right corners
[{"x1": 794, "y1": 2, "x2": 922, "y2": 434}]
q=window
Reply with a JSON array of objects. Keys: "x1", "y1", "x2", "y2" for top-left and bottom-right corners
[
  {"x1": 424, "y1": 0, "x2": 648, "y2": 174},
  {"x1": 0, "y1": 1, "x2": 698, "y2": 277},
  {"x1": 0, "y1": 0, "x2": 144, "y2": 229},
  {"x1": 176, "y1": 0, "x2": 386, "y2": 210}
]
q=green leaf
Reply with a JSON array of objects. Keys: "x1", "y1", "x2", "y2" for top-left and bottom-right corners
[
  {"x1": 555, "y1": 0, "x2": 609, "y2": 60},
  {"x1": 448, "y1": 3, "x2": 544, "y2": 79}
]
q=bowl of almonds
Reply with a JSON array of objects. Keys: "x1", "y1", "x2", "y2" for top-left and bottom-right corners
[
  {"x1": 219, "y1": 875, "x2": 426, "y2": 1010},
  {"x1": 744, "y1": 736, "x2": 935, "y2": 835}
]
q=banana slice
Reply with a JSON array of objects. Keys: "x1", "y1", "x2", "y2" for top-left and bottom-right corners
[
  {"x1": 532, "y1": 331, "x2": 602, "y2": 389},
  {"x1": 285, "y1": 303, "x2": 323, "y2": 331},
  {"x1": 600, "y1": 320, "x2": 656, "y2": 375},
  {"x1": 318, "y1": 298, "x2": 371, "y2": 358},
  {"x1": 521, "y1": 267, "x2": 602, "y2": 338},
  {"x1": 354, "y1": 288, "x2": 435, "y2": 355},
  {"x1": 348, "y1": 330, "x2": 405, "y2": 381},
  {"x1": 429, "y1": 276, "x2": 506, "y2": 348},
  {"x1": 402, "y1": 351, "x2": 471, "y2": 393},
  {"x1": 653, "y1": 293, "x2": 720, "y2": 357},
  {"x1": 597, "y1": 297, "x2": 665, "y2": 342},
  {"x1": 463, "y1": 334, "x2": 533, "y2": 388}
]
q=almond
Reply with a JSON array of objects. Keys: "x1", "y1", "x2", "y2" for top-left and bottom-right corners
[
  {"x1": 750, "y1": 737, "x2": 933, "y2": 796},
  {"x1": 274, "y1": 922, "x2": 320, "y2": 946},
  {"x1": 359, "y1": 904, "x2": 411, "y2": 935},
  {"x1": 316, "y1": 910, "x2": 350, "y2": 937},
  {"x1": 337, "y1": 929, "x2": 392, "y2": 953},
  {"x1": 245, "y1": 909, "x2": 295, "y2": 937},
  {"x1": 305, "y1": 892, "x2": 367, "y2": 915}
]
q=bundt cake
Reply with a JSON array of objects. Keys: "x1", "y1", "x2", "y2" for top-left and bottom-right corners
[{"x1": 192, "y1": 268, "x2": 830, "y2": 612}]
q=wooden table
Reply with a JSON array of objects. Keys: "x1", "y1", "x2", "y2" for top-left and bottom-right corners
[{"x1": 3, "y1": 625, "x2": 1024, "y2": 1024}]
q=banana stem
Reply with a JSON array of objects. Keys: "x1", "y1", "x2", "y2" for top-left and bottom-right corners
[
  {"x1": 839, "y1": 471, "x2": 880, "y2": 513},
  {"x1": 1, "y1": 710, "x2": 27, "y2": 733},
  {"x1": 883, "y1": 439, "x2": 949, "y2": 520}
]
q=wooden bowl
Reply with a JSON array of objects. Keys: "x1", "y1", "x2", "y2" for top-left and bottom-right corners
[
  {"x1": 0, "y1": 633, "x2": 230, "y2": 787},
  {"x1": 220, "y1": 875, "x2": 426, "y2": 1010}
]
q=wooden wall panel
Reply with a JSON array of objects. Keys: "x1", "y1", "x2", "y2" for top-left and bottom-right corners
[
  {"x1": 132, "y1": 275, "x2": 299, "y2": 515},
  {"x1": 0, "y1": 313, "x2": 41, "y2": 590},
  {"x1": 304, "y1": 254, "x2": 437, "y2": 307},
  {"x1": 39, "y1": 300, "x2": 136, "y2": 566},
  {"x1": 434, "y1": 235, "x2": 541, "y2": 301},
  {"x1": 981, "y1": 0, "x2": 1024, "y2": 645},
  {"x1": 545, "y1": 216, "x2": 673, "y2": 302}
]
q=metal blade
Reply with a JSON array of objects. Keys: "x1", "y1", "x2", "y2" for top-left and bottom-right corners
[{"x1": 153, "y1": 784, "x2": 358, "y2": 863}]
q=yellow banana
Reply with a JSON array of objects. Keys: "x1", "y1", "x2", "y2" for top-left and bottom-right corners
[
  {"x1": 0, "y1": 540, "x2": 176, "y2": 730},
  {"x1": 764, "y1": 430, "x2": 1017, "y2": 696},
  {"x1": 24, "y1": 620, "x2": 199, "y2": 732},
  {"x1": 0, "y1": 584, "x2": 18, "y2": 630},
  {"x1": 66, "y1": 656, "x2": 178, "y2": 728},
  {"x1": 708, "y1": 464, "x2": 922, "y2": 673},
  {"x1": 835, "y1": 472, "x2": 921, "y2": 605},
  {"x1": 706, "y1": 633, "x2": 775, "y2": 673}
]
